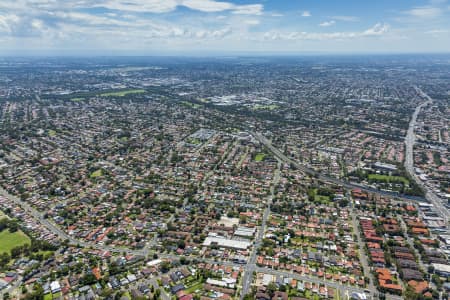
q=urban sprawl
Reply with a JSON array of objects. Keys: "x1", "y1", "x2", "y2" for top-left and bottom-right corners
[{"x1": 0, "y1": 56, "x2": 449, "y2": 300}]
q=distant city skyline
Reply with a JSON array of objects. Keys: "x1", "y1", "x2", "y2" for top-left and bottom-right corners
[{"x1": 0, "y1": 0, "x2": 450, "y2": 55}]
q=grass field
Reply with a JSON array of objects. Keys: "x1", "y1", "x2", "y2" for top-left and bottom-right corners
[
  {"x1": 186, "y1": 138, "x2": 202, "y2": 145},
  {"x1": 254, "y1": 153, "x2": 266, "y2": 162},
  {"x1": 308, "y1": 188, "x2": 331, "y2": 204},
  {"x1": 252, "y1": 104, "x2": 280, "y2": 110},
  {"x1": 185, "y1": 282, "x2": 203, "y2": 294},
  {"x1": 43, "y1": 294, "x2": 52, "y2": 300},
  {"x1": 48, "y1": 129, "x2": 57, "y2": 137},
  {"x1": 100, "y1": 89, "x2": 145, "y2": 97},
  {"x1": 0, "y1": 230, "x2": 31, "y2": 254},
  {"x1": 368, "y1": 174, "x2": 409, "y2": 184},
  {"x1": 181, "y1": 101, "x2": 202, "y2": 108},
  {"x1": 314, "y1": 194, "x2": 330, "y2": 203},
  {"x1": 90, "y1": 169, "x2": 103, "y2": 178}
]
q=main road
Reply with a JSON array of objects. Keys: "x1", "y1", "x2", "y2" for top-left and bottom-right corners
[
  {"x1": 240, "y1": 159, "x2": 281, "y2": 299},
  {"x1": 404, "y1": 87, "x2": 449, "y2": 224}
]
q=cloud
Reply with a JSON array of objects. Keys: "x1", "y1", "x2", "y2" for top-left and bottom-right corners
[
  {"x1": 332, "y1": 15, "x2": 359, "y2": 22},
  {"x1": 270, "y1": 13, "x2": 284, "y2": 17},
  {"x1": 301, "y1": 11, "x2": 311, "y2": 17},
  {"x1": 425, "y1": 29, "x2": 449, "y2": 37},
  {"x1": 0, "y1": 14, "x2": 20, "y2": 33},
  {"x1": 405, "y1": 6, "x2": 442, "y2": 18},
  {"x1": 75, "y1": 0, "x2": 263, "y2": 15},
  {"x1": 87, "y1": 0, "x2": 179, "y2": 14},
  {"x1": 182, "y1": 0, "x2": 233, "y2": 12},
  {"x1": 0, "y1": 0, "x2": 264, "y2": 15},
  {"x1": 362, "y1": 23, "x2": 389, "y2": 36},
  {"x1": 193, "y1": 27, "x2": 231, "y2": 38},
  {"x1": 0, "y1": 0, "x2": 262, "y2": 44},
  {"x1": 244, "y1": 19, "x2": 260, "y2": 26},
  {"x1": 263, "y1": 23, "x2": 389, "y2": 41},
  {"x1": 319, "y1": 20, "x2": 335, "y2": 27},
  {"x1": 231, "y1": 4, "x2": 263, "y2": 15}
]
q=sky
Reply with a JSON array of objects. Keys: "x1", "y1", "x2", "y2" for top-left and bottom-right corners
[{"x1": 0, "y1": 0, "x2": 449, "y2": 55}]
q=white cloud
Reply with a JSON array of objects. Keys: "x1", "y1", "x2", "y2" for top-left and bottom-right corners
[
  {"x1": 76, "y1": 0, "x2": 263, "y2": 15},
  {"x1": 0, "y1": 0, "x2": 264, "y2": 15},
  {"x1": 362, "y1": 23, "x2": 389, "y2": 36},
  {"x1": 231, "y1": 4, "x2": 263, "y2": 15},
  {"x1": 319, "y1": 20, "x2": 335, "y2": 27},
  {"x1": 405, "y1": 6, "x2": 442, "y2": 18},
  {"x1": 89, "y1": 0, "x2": 179, "y2": 14},
  {"x1": 263, "y1": 23, "x2": 389, "y2": 41},
  {"x1": 182, "y1": 0, "x2": 233, "y2": 12},
  {"x1": 332, "y1": 15, "x2": 359, "y2": 22},
  {"x1": 426, "y1": 29, "x2": 449, "y2": 34},
  {"x1": 270, "y1": 13, "x2": 284, "y2": 17},
  {"x1": 244, "y1": 19, "x2": 260, "y2": 26},
  {"x1": 0, "y1": 14, "x2": 20, "y2": 33},
  {"x1": 301, "y1": 11, "x2": 311, "y2": 17}
]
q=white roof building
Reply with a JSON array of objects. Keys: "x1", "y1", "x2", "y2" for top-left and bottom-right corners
[
  {"x1": 203, "y1": 235, "x2": 251, "y2": 250},
  {"x1": 50, "y1": 281, "x2": 61, "y2": 293}
]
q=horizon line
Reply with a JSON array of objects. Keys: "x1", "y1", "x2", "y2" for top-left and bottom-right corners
[{"x1": 1, "y1": 51, "x2": 450, "y2": 58}]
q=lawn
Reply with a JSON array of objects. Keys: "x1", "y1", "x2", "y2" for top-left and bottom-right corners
[
  {"x1": 314, "y1": 194, "x2": 330, "y2": 204},
  {"x1": 181, "y1": 101, "x2": 202, "y2": 108},
  {"x1": 43, "y1": 294, "x2": 52, "y2": 300},
  {"x1": 37, "y1": 250, "x2": 54, "y2": 259},
  {"x1": 100, "y1": 89, "x2": 145, "y2": 97},
  {"x1": 186, "y1": 138, "x2": 202, "y2": 145},
  {"x1": 254, "y1": 153, "x2": 266, "y2": 162},
  {"x1": 252, "y1": 104, "x2": 280, "y2": 110},
  {"x1": 90, "y1": 169, "x2": 103, "y2": 178},
  {"x1": 308, "y1": 188, "x2": 331, "y2": 204},
  {"x1": 48, "y1": 129, "x2": 57, "y2": 137},
  {"x1": 184, "y1": 282, "x2": 203, "y2": 294},
  {"x1": 0, "y1": 230, "x2": 31, "y2": 255},
  {"x1": 368, "y1": 174, "x2": 409, "y2": 184}
]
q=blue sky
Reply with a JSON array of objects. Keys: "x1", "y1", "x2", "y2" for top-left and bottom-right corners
[{"x1": 0, "y1": 0, "x2": 449, "y2": 55}]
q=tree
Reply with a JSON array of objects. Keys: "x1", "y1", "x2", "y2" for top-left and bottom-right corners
[
  {"x1": 404, "y1": 284, "x2": 420, "y2": 300},
  {"x1": 153, "y1": 289, "x2": 161, "y2": 300},
  {"x1": 160, "y1": 261, "x2": 171, "y2": 273},
  {"x1": 0, "y1": 252, "x2": 11, "y2": 269},
  {"x1": 8, "y1": 220, "x2": 19, "y2": 232},
  {"x1": 267, "y1": 282, "x2": 277, "y2": 297},
  {"x1": 339, "y1": 199, "x2": 349, "y2": 207}
]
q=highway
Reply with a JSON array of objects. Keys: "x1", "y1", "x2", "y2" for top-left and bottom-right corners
[
  {"x1": 404, "y1": 87, "x2": 450, "y2": 224},
  {"x1": 251, "y1": 131, "x2": 426, "y2": 203}
]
